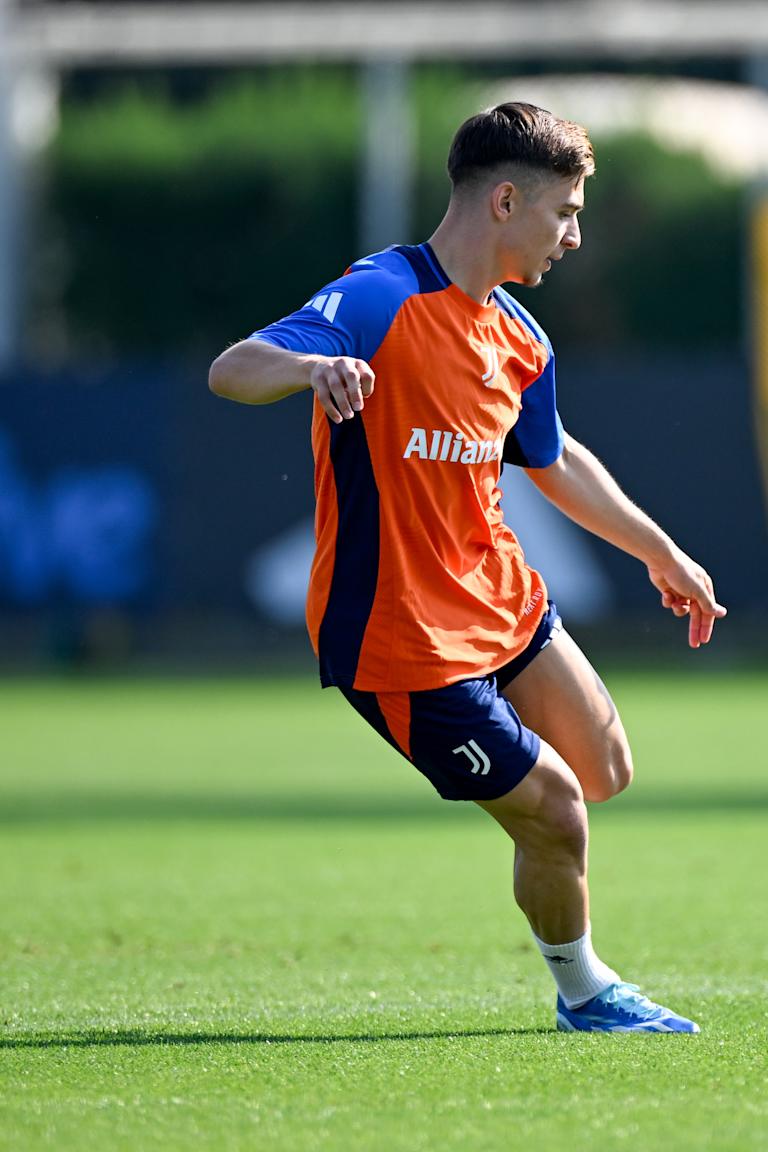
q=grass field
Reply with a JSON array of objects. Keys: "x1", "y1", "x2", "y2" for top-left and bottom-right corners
[{"x1": 1, "y1": 669, "x2": 766, "y2": 1151}]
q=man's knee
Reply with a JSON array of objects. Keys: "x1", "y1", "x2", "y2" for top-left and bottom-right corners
[
  {"x1": 521, "y1": 771, "x2": 588, "y2": 864},
  {"x1": 613, "y1": 742, "x2": 634, "y2": 794},
  {"x1": 587, "y1": 738, "x2": 634, "y2": 803},
  {"x1": 544, "y1": 786, "x2": 588, "y2": 859},
  {"x1": 478, "y1": 747, "x2": 588, "y2": 862}
]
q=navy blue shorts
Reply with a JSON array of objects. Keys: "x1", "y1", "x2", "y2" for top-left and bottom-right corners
[{"x1": 340, "y1": 601, "x2": 562, "y2": 802}]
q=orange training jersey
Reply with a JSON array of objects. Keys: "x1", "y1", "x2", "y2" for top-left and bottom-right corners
[{"x1": 252, "y1": 243, "x2": 564, "y2": 691}]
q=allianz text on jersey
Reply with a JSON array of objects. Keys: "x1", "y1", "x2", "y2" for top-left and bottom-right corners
[{"x1": 402, "y1": 428, "x2": 503, "y2": 465}]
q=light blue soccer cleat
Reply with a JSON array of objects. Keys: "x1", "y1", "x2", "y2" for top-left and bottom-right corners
[{"x1": 556, "y1": 982, "x2": 700, "y2": 1033}]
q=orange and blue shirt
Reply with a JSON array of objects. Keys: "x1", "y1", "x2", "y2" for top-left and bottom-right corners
[{"x1": 252, "y1": 242, "x2": 564, "y2": 692}]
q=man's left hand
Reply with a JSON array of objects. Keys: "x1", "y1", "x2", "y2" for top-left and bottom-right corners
[{"x1": 647, "y1": 550, "x2": 727, "y2": 648}]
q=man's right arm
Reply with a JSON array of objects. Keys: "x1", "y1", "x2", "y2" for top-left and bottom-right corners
[{"x1": 209, "y1": 339, "x2": 375, "y2": 424}]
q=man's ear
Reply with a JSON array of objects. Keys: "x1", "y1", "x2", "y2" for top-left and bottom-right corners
[{"x1": 490, "y1": 181, "x2": 521, "y2": 221}]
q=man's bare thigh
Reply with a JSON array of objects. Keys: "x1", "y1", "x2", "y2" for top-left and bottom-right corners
[{"x1": 501, "y1": 628, "x2": 633, "y2": 802}]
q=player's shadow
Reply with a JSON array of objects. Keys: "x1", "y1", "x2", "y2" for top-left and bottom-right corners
[
  {"x1": 2, "y1": 787, "x2": 767, "y2": 826},
  {"x1": 0, "y1": 1025, "x2": 552, "y2": 1050}
]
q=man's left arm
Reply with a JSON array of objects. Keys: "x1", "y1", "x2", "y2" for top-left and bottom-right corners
[{"x1": 525, "y1": 432, "x2": 727, "y2": 648}]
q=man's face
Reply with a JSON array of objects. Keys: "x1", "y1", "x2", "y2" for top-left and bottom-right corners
[{"x1": 500, "y1": 173, "x2": 585, "y2": 287}]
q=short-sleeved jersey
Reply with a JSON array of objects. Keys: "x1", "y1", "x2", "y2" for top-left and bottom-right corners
[{"x1": 252, "y1": 242, "x2": 564, "y2": 692}]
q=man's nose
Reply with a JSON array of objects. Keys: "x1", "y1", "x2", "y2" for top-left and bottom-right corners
[{"x1": 563, "y1": 218, "x2": 581, "y2": 250}]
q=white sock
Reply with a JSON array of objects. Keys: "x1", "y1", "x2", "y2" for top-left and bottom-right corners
[{"x1": 532, "y1": 925, "x2": 621, "y2": 1008}]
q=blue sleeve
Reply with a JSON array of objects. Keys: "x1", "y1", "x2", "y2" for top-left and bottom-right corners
[
  {"x1": 249, "y1": 255, "x2": 417, "y2": 363},
  {"x1": 502, "y1": 353, "x2": 565, "y2": 468},
  {"x1": 493, "y1": 287, "x2": 564, "y2": 468}
]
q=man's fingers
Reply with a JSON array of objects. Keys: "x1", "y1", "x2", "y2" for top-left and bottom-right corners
[
  {"x1": 313, "y1": 377, "x2": 343, "y2": 423},
  {"x1": 311, "y1": 358, "x2": 375, "y2": 422},
  {"x1": 698, "y1": 611, "x2": 716, "y2": 646},
  {"x1": 333, "y1": 367, "x2": 361, "y2": 417},
  {"x1": 661, "y1": 588, "x2": 690, "y2": 617},
  {"x1": 651, "y1": 555, "x2": 726, "y2": 649},
  {"x1": 688, "y1": 602, "x2": 718, "y2": 648},
  {"x1": 313, "y1": 367, "x2": 356, "y2": 422},
  {"x1": 356, "y1": 360, "x2": 376, "y2": 399},
  {"x1": 688, "y1": 601, "x2": 703, "y2": 648},
  {"x1": 688, "y1": 600, "x2": 727, "y2": 648}
]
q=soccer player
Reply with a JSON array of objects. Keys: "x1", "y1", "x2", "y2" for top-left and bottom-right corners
[{"x1": 209, "y1": 102, "x2": 726, "y2": 1032}]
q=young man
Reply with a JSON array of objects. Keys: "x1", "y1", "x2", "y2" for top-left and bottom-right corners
[{"x1": 209, "y1": 102, "x2": 725, "y2": 1032}]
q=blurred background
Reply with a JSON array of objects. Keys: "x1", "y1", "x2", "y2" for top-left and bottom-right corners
[{"x1": 2, "y1": 0, "x2": 768, "y2": 671}]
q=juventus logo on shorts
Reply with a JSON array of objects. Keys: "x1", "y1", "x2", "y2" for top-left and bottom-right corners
[{"x1": 452, "y1": 739, "x2": 491, "y2": 775}]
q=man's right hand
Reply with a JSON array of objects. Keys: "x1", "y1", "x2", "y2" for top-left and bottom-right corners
[{"x1": 309, "y1": 357, "x2": 376, "y2": 424}]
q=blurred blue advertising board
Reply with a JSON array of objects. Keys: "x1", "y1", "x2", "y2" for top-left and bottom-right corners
[{"x1": 0, "y1": 350, "x2": 766, "y2": 651}]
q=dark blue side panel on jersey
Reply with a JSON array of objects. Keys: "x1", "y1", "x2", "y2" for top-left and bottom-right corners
[
  {"x1": 318, "y1": 416, "x2": 380, "y2": 687},
  {"x1": 339, "y1": 687, "x2": 402, "y2": 755},
  {"x1": 502, "y1": 425, "x2": 535, "y2": 467}
]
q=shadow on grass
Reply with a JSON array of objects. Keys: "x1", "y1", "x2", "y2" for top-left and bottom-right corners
[
  {"x1": 0, "y1": 1025, "x2": 552, "y2": 1050},
  {"x1": 1, "y1": 789, "x2": 767, "y2": 826}
]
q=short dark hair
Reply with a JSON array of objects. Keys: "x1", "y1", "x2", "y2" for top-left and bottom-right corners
[{"x1": 447, "y1": 102, "x2": 595, "y2": 190}]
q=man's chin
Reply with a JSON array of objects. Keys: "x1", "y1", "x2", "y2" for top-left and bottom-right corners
[{"x1": 503, "y1": 271, "x2": 543, "y2": 289}]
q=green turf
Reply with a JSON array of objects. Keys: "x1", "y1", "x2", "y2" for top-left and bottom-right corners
[{"x1": 1, "y1": 670, "x2": 766, "y2": 1151}]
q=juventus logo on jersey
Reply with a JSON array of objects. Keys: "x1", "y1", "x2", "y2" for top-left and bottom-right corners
[{"x1": 480, "y1": 346, "x2": 500, "y2": 385}]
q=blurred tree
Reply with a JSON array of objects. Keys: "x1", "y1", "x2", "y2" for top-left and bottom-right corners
[
  {"x1": 527, "y1": 131, "x2": 744, "y2": 349},
  {"x1": 30, "y1": 68, "x2": 362, "y2": 364},
  {"x1": 28, "y1": 65, "x2": 745, "y2": 365}
]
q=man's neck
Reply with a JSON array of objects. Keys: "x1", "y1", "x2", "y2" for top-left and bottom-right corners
[{"x1": 427, "y1": 217, "x2": 499, "y2": 306}]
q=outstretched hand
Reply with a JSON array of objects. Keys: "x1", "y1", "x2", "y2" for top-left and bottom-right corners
[
  {"x1": 647, "y1": 550, "x2": 727, "y2": 648},
  {"x1": 310, "y1": 356, "x2": 375, "y2": 424}
]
